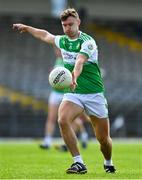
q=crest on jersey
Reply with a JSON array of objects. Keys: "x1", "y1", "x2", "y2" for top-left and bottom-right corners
[{"x1": 88, "y1": 43, "x2": 93, "y2": 50}]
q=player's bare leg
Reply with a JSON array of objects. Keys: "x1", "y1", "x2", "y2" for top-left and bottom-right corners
[
  {"x1": 58, "y1": 101, "x2": 87, "y2": 174},
  {"x1": 58, "y1": 101, "x2": 83, "y2": 156},
  {"x1": 90, "y1": 116, "x2": 116, "y2": 173},
  {"x1": 55, "y1": 113, "x2": 89, "y2": 152}
]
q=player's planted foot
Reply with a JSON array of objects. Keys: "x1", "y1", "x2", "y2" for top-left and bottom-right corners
[
  {"x1": 104, "y1": 165, "x2": 116, "y2": 173},
  {"x1": 66, "y1": 162, "x2": 87, "y2": 174}
]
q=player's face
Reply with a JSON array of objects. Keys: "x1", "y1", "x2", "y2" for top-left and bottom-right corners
[{"x1": 61, "y1": 16, "x2": 80, "y2": 39}]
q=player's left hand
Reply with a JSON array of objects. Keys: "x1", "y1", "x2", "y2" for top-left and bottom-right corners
[{"x1": 70, "y1": 72, "x2": 77, "y2": 91}]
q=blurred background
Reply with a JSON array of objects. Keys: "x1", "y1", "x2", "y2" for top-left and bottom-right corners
[{"x1": 0, "y1": 0, "x2": 142, "y2": 139}]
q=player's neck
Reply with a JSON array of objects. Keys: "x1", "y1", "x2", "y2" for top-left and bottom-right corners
[{"x1": 68, "y1": 31, "x2": 80, "y2": 40}]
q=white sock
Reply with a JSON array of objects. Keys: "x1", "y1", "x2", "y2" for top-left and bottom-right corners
[
  {"x1": 73, "y1": 155, "x2": 84, "y2": 164},
  {"x1": 104, "y1": 159, "x2": 113, "y2": 166},
  {"x1": 43, "y1": 135, "x2": 52, "y2": 146},
  {"x1": 80, "y1": 132, "x2": 88, "y2": 142}
]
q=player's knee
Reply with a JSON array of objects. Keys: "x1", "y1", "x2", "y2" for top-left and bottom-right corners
[
  {"x1": 97, "y1": 136, "x2": 111, "y2": 145},
  {"x1": 58, "y1": 114, "x2": 68, "y2": 127}
]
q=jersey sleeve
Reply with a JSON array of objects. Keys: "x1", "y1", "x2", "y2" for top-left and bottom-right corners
[
  {"x1": 54, "y1": 35, "x2": 62, "y2": 48},
  {"x1": 80, "y1": 39, "x2": 97, "y2": 58}
]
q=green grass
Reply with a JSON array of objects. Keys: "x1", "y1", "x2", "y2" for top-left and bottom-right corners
[{"x1": 0, "y1": 140, "x2": 142, "y2": 179}]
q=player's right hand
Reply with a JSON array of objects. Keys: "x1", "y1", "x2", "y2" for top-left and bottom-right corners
[{"x1": 13, "y1": 23, "x2": 27, "y2": 33}]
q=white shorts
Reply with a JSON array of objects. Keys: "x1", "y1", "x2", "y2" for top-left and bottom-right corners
[
  {"x1": 62, "y1": 93, "x2": 108, "y2": 118},
  {"x1": 48, "y1": 91, "x2": 64, "y2": 105}
]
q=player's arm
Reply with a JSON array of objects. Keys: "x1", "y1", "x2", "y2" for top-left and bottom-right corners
[
  {"x1": 13, "y1": 23, "x2": 55, "y2": 45},
  {"x1": 71, "y1": 38, "x2": 96, "y2": 90},
  {"x1": 71, "y1": 54, "x2": 88, "y2": 90}
]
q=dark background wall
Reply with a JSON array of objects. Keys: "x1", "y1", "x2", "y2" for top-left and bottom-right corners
[
  {"x1": 0, "y1": 0, "x2": 142, "y2": 138},
  {"x1": 0, "y1": 0, "x2": 142, "y2": 20}
]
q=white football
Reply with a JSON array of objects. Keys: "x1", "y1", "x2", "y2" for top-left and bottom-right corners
[{"x1": 49, "y1": 67, "x2": 72, "y2": 89}]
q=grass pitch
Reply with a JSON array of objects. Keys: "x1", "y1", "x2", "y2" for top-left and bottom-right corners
[{"x1": 0, "y1": 139, "x2": 142, "y2": 179}]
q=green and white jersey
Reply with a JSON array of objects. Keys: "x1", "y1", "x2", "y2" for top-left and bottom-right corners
[
  {"x1": 54, "y1": 57, "x2": 64, "y2": 68},
  {"x1": 55, "y1": 31, "x2": 105, "y2": 94}
]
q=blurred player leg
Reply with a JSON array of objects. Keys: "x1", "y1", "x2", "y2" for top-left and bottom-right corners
[
  {"x1": 72, "y1": 115, "x2": 89, "y2": 149},
  {"x1": 40, "y1": 103, "x2": 59, "y2": 149},
  {"x1": 40, "y1": 91, "x2": 63, "y2": 149}
]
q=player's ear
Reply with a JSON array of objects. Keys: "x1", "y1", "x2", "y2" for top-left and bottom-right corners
[{"x1": 77, "y1": 18, "x2": 81, "y2": 26}]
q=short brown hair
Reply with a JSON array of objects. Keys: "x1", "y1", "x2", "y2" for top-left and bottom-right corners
[{"x1": 60, "y1": 8, "x2": 79, "y2": 21}]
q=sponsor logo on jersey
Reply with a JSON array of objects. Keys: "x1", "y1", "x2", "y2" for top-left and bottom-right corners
[{"x1": 63, "y1": 52, "x2": 74, "y2": 59}]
